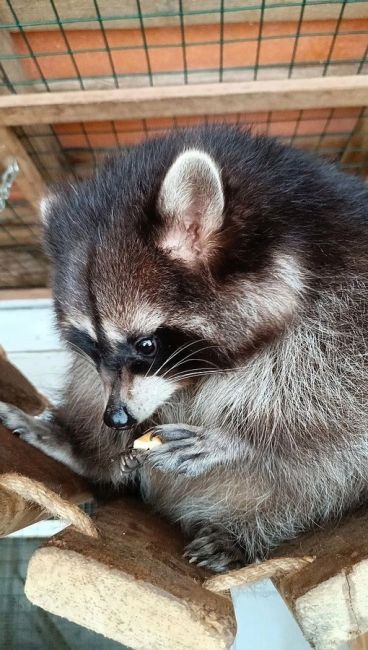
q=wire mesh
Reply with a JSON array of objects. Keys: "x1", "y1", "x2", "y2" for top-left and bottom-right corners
[
  {"x1": 0, "y1": 0, "x2": 367, "y2": 289},
  {"x1": 0, "y1": 0, "x2": 367, "y2": 91}
]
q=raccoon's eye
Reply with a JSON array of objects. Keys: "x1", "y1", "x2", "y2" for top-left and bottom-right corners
[{"x1": 135, "y1": 336, "x2": 158, "y2": 357}]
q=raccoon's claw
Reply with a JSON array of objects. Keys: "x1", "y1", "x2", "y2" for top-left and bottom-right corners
[
  {"x1": 184, "y1": 525, "x2": 244, "y2": 573},
  {"x1": 152, "y1": 424, "x2": 198, "y2": 442},
  {"x1": 146, "y1": 423, "x2": 214, "y2": 477},
  {"x1": 119, "y1": 449, "x2": 143, "y2": 473}
]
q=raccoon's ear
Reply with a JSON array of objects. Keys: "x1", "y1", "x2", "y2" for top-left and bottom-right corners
[
  {"x1": 39, "y1": 193, "x2": 56, "y2": 225},
  {"x1": 158, "y1": 149, "x2": 224, "y2": 263}
]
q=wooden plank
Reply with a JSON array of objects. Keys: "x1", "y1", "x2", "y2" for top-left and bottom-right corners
[
  {"x1": 341, "y1": 110, "x2": 368, "y2": 170},
  {"x1": 0, "y1": 288, "x2": 51, "y2": 300},
  {"x1": 0, "y1": 0, "x2": 366, "y2": 29},
  {"x1": 0, "y1": 76, "x2": 367, "y2": 127},
  {"x1": 0, "y1": 127, "x2": 45, "y2": 208},
  {"x1": 0, "y1": 247, "x2": 48, "y2": 290},
  {"x1": 283, "y1": 509, "x2": 368, "y2": 649},
  {"x1": 350, "y1": 634, "x2": 368, "y2": 650},
  {"x1": 25, "y1": 497, "x2": 236, "y2": 650}
]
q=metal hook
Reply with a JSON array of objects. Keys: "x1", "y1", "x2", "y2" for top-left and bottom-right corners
[{"x1": 0, "y1": 159, "x2": 19, "y2": 212}]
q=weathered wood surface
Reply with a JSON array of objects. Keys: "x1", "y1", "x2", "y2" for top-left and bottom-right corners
[
  {"x1": 0, "y1": 351, "x2": 93, "y2": 536},
  {"x1": 25, "y1": 491, "x2": 368, "y2": 649},
  {"x1": 0, "y1": 288, "x2": 51, "y2": 300},
  {"x1": 0, "y1": 76, "x2": 367, "y2": 127},
  {"x1": 26, "y1": 497, "x2": 236, "y2": 650}
]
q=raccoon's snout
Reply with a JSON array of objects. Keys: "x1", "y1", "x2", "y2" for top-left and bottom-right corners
[{"x1": 103, "y1": 402, "x2": 136, "y2": 430}]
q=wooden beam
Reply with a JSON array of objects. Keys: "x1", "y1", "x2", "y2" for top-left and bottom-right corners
[
  {"x1": 0, "y1": 76, "x2": 367, "y2": 127},
  {"x1": 0, "y1": 288, "x2": 51, "y2": 301},
  {"x1": 0, "y1": 345, "x2": 46, "y2": 414},
  {"x1": 350, "y1": 634, "x2": 368, "y2": 650},
  {"x1": 0, "y1": 0, "x2": 367, "y2": 29},
  {"x1": 0, "y1": 127, "x2": 45, "y2": 209}
]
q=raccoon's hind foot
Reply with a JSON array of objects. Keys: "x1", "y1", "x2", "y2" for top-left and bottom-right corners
[
  {"x1": 184, "y1": 525, "x2": 244, "y2": 573},
  {"x1": 0, "y1": 401, "x2": 84, "y2": 475}
]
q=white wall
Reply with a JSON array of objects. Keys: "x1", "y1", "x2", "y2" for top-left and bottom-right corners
[{"x1": 0, "y1": 298, "x2": 69, "y2": 401}]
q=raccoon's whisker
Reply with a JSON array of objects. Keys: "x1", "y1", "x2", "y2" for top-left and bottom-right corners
[
  {"x1": 67, "y1": 342, "x2": 95, "y2": 368},
  {"x1": 161, "y1": 346, "x2": 220, "y2": 379},
  {"x1": 152, "y1": 339, "x2": 211, "y2": 378},
  {"x1": 169, "y1": 369, "x2": 228, "y2": 381},
  {"x1": 144, "y1": 356, "x2": 157, "y2": 379},
  {"x1": 163, "y1": 357, "x2": 220, "y2": 379},
  {"x1": 169, "y1": 365, "x2": 247, "y2": 381}
]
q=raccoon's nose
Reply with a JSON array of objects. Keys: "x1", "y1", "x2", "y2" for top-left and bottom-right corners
[{"x1": 103, "y1": 403, "x2": 136, "y2": 430}]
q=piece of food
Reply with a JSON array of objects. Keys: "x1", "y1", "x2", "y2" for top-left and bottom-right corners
[{"x1": 133, "y1": 431, "x2": 162, "y2": 451}]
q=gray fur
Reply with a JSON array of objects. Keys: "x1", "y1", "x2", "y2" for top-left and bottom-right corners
[{"x1": 1, "y1": 125, "x2": 368, "y2": 572}]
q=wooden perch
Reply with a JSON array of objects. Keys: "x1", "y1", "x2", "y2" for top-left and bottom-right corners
[
  {"x1": 25, "y1": 497, "x2": 236, "y2": 650},
  {"x1": 0, "y1": 349, "x2": 93, "y2": 536},
  {"x1": 24, "y1": 495, "x2": 368, "y2": 650}
]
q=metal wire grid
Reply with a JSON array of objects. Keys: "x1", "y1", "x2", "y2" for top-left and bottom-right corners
[
  {"x1": 0, "y1": 0, "x2": 367, "y2": 91},
  {"x1": 0, "y1": 194, "x2": 48, "y2": 288}
]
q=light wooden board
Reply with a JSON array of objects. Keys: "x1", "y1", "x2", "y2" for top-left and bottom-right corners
[
  {"x1": 0, "y1": 76, "x2": 367, "y2": 127},
  {"x1": 0, "y1": 289, "x2": 52, "y2": 301},
  {"x1": 1, "y1": 0, "x2": 367, "y2": 30}
]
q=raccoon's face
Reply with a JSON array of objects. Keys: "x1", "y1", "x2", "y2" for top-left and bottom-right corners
[{"x1": 42, "y1": 129, "x2": 304, "y2": 430}]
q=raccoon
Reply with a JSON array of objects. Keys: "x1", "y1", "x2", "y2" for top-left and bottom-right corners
[{"x1": 1, "y1": 125, "x2": 368, "y2": 571}]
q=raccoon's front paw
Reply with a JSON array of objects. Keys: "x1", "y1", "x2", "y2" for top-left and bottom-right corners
[
  {"x1": 0, "y1": 401, "x2": 46, "y2": 446},
  {"x1": 145, "y1": 424, "x2": 218, "y2": 477},
  {"x1": 184, "y1": 525, "x2": 244, "y2": 572},
  {"x1": 119, "y1": 449, "x2": 143, "y2": 474}
]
